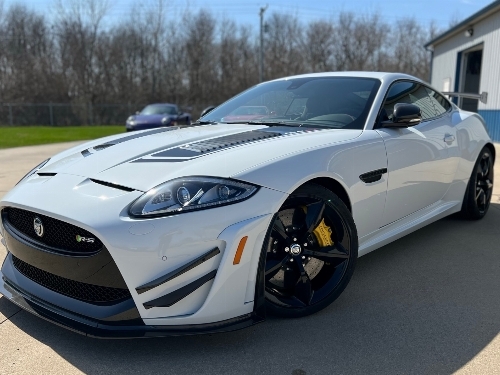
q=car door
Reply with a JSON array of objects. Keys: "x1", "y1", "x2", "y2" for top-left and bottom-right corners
[{"x1": 375, "y1": 80, "x2": 457, "y2": 226}]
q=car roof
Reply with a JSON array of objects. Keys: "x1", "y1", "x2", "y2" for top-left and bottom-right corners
[{"x1": 267, "y1": 71, "x2": 424, "y2": 84}]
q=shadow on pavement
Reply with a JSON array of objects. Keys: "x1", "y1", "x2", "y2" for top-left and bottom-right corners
[{"x1": 2, "y1": 204, "x2": 500, "y2": 375}]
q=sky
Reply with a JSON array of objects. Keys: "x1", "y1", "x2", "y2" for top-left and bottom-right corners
[{"x1": 2, "y1": 0, "x2": 495, "y2": 31}]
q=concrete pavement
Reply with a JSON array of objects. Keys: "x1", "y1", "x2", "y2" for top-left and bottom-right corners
[{"x1": 0, "y1": 142, "x2": 500, "y2": 374}]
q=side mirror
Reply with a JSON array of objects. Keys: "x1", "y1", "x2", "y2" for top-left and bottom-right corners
[
  {"x1": 381, "y1": 103, "x2": 422, "y2": 128},
  {"x1": 135, "y1": 111, "x2": 140, "y2": 115}
]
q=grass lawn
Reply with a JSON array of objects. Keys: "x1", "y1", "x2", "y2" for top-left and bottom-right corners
[{"x1": 0, "y1": 126, "x2": 125, "y2": 148}]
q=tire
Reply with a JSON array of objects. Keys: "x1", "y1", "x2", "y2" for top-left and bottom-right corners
[
  {"x1": 264, "y1": 183, "x2": 358, "y2": 318},
  {"x1": 460, "y1": 146, "x2": 494, "y2": 220}
]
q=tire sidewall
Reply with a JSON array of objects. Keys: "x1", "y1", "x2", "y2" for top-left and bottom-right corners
[
  {"x1": 463, "y1": 147, "x2": 494, "y2": 220},
  {"x1": 265, "y1": 183, "x2": 358, "y2": 318}
]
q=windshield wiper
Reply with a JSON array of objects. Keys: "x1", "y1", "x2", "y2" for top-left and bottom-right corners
[
  {"x1": 192, "y1": 120, "x2": 218, "y2": 125},
  {"x1": 241, "y1": 121, "x2": 303, "y2": 127}
]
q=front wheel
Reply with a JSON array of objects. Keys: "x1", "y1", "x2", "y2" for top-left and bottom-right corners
[{"x1": 264, "y1": 183, "x2": 358, "y2": 318}]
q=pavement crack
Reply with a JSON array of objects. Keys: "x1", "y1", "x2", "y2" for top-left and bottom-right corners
[{"x1": 0, "y1": 308, "x2": 22, "y2": 325}]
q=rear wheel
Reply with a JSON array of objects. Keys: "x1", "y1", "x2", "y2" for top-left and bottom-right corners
[
  {"x1": 460, "y1": 147, "x2": 494, "y2": 220},
  {"x1": 264, "y1": 184, "x2": 358, "y2": 318}
]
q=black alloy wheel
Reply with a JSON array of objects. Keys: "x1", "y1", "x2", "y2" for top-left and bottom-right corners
[
  {"x1": 264, "y1": 184, "x2": 358, "y2": 318},
  {"x1": 461, "y1": 147, "x2": 494, "y2": 220}
]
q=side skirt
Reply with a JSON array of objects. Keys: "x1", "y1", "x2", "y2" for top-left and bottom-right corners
[{"x1": 358, "y1": 200, "x2": 461, "y2": 257}]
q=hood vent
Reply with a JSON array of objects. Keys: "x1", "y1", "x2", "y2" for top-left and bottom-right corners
[
  {"x1": 93, "y1": 143, "x2": 115, "y2": 151},
  {"x1": 182, "y1": 130, "x2": 281, "y2": 153},
  {"x1": 90, "y1": 179, "x2": 135, "y2": 192},
  {"x1": 151, "y1": 129, "x2": 294, "y2": 158}
]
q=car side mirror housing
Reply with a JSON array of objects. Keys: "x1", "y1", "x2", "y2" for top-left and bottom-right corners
[
  {"x1": 381, "y1": 103, "x2": 422, "y2": 128},
  {"x1": 135, "y1": 111, "x2": 140, "y2": 115}
]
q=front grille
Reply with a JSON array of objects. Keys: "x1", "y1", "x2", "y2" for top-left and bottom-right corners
[
  {"x1": 3, "y1": 207, "x2": 103, "y2": 255},
  {"x1": 12, "y1": 255, "x2": 131, "y2": 304}
]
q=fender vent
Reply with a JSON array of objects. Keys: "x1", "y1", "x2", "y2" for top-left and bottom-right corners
[{"x1": 359, "y1": 168, "x2": 387, "y2": 183}]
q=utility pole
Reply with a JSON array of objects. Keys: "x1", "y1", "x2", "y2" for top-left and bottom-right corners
[{"x1": 259, "y1": 5, "x2": 268, "y2": 83}]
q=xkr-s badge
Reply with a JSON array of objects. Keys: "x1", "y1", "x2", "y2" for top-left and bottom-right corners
[{"x1": 76, "y1": 235, "x2": 95, "y2": 243}]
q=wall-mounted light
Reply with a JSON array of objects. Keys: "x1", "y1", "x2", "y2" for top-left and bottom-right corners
[{"x1": 464, "y1": 27, "x2": 474, "y2": 37}]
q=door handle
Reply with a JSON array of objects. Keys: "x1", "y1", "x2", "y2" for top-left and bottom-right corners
[{"x1": 444, "y1": 134, "x2": 455, "y2": 144}]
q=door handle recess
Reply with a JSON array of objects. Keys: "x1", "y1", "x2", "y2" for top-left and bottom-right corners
[{"x1": 444, "y1": 134, "x2": 455, "y2": 144}]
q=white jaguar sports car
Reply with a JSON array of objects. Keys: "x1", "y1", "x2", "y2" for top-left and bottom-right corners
[{"x1": 0, "y1": 72, "x2": 494, "y2": 337}]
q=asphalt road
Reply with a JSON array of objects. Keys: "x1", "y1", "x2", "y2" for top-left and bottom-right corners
[{"x1": 1, "y1": 142, "x2": 500, "y2": 375}]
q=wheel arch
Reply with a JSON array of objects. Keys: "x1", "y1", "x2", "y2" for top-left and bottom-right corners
[
  {"x1": 485, "y1": 142, "x2": 496, "y2": 163},
  {"x1": 294, "y1": 177, "x2": 352, "y2": 212}
]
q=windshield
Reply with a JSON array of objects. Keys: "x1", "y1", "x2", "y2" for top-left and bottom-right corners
[
  {"x1": 141, "y1": 105, "x2": 177, "y2": 115},
  {"x1": 201, "y1": 77, "x2": 381, "y2": 129}
]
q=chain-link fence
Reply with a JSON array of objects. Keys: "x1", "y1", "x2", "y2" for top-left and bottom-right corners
[{"x1": 0, "y1": 103, "x2": 146, "y2": 126}]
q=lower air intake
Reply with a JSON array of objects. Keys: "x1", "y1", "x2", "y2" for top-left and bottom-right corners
[{"x1": 12, "y1": 255, "x2": 131, "y2": 304}]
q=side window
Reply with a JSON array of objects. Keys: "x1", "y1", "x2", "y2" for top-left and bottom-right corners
[
  {"x1": 426, "y1": 87, "x2": 451, "y2": 116},
  {"x1": 382, "y1": 81, "x2": 436, "y2": 121}
]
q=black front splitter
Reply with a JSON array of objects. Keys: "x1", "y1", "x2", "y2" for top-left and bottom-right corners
[{"x1": 0, "y1": 272, "x2": 264, "y2": 339}]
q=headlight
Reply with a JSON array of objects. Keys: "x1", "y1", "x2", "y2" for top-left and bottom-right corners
[
  {"x1": 129, "y1": 177, "x2": 259, "y2": 217},
  {"x1": 161, "y1": 117, "x2": 170, "y2": 124},
  {"x1": 16, "y1": 158, "x2": 50, "y2": 185}
]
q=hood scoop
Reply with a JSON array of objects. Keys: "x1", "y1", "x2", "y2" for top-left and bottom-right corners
[{"x1": 149, "y1": 128, "x2": 314, "y2": 159}]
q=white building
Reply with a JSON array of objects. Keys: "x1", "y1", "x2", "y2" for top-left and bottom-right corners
[{"x1": 425, "y1": 0, "x2": 500, "y2": 141}]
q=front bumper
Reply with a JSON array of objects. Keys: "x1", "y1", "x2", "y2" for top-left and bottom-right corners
[
  {"x1": 0, "y1": 173, "x2": 284, "y2": 336},
  {"x1": 0, "y1": 257, "x2": 263, "y2": 338}
]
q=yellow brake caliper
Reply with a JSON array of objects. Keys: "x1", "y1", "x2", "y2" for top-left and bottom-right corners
[
  {"x1": 313, "y1": 218, "x2": 334, "y2": 247},
  {"x1": 302, "y1": 206, "x2": 333, "y2": 247}
]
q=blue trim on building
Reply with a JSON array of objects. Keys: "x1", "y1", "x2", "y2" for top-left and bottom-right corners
[{"x1": 478, "y1": 110, "x2": 500, "y2": 142}]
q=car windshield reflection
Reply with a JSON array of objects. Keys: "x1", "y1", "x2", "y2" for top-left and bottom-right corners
[{"x1": 202, "y1": 77, "x2": 381, "y2": 129}]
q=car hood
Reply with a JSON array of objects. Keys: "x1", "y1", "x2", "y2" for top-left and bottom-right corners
[{"x1": 39, "y1": 124, "x2": 362, "y2": 192}]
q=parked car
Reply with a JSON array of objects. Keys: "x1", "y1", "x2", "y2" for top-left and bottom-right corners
[
  {"x1": 126, "y1": 103, "x2": 191, "y2": 131},
  {"x1": 0, "y1": 72, "x2": 494, "y2": 337}
]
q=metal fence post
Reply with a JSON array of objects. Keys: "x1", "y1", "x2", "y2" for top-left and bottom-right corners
[
  {"x1": 49, "y1": 103, "x2": 54, "y2": 126},
  {"x1": 8, "y1": 104, "x2": 13, "y2": 126}
]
